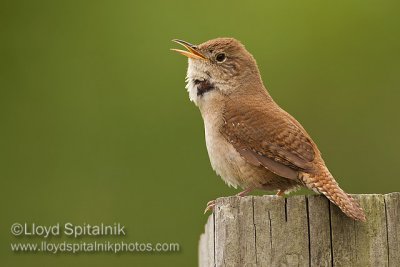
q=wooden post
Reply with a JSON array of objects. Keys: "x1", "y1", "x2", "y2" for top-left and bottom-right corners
[{"x1": 199, "y1": 192, "x2": 399, "y2": 267}]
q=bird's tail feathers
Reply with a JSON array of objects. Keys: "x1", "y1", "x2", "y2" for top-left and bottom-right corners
[{"x1": 300, "y1": 171, "x2": 366, "y2": 222}]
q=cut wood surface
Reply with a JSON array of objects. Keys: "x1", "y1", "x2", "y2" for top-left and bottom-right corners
[{"x1": 198, "y1": 193, "x2": 399, "y2": 267}]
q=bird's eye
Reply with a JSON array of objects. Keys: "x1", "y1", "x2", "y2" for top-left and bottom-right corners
[{"x1": 215, "y1": 53, "x2": 226, "y2": 62}]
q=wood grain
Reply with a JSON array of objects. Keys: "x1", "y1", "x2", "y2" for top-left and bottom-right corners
[{"x1": 199, "y1": 193, "x2": 399, "y2": 267}]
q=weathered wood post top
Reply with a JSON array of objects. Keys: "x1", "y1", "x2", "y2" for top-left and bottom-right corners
[{"x1": 199, "y1": 193, "x2": 399, "y2": 267}]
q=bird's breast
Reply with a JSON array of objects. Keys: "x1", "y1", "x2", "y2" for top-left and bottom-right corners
[
  {"x1": 204, "y1": 125, "x2": 243, "y2": 188},
  {"x1": 202, "y1": 109, "x2": 251, "y2": 189}
]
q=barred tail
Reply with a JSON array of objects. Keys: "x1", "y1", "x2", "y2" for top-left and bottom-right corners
[{"x1": 301, "y1": 171, "x2": 366, "y2": 222}]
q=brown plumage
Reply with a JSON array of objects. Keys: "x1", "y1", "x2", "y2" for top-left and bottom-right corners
[
  {"x1": 222, "y1": 86, "x2": 365, "y2": 221},
  {"x1": 172, "y1": 38, "x2": 366, "y2": 221}
]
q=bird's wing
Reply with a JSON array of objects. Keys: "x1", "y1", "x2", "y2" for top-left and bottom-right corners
[{"x1": 221, "y1": 100, "x2": 316, "y2": 180}]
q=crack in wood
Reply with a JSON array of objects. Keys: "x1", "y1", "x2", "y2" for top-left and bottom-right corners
[
  {"x1": 305, "y1": 196, "x2": 311, "y2": 267},
  {"x1": 284, "y1": 198, "x2": 288, "y2": 222},
  {"x1": 213, "y1": 211, "x2": 216, "y2": 267},
  {"x1": 251, "y1": 197, "x2": 258, "y2": 264},
  {"x1": 328, "y1": 200, "x2": 334, "y2": 267},
  {"x1": 384, "y1": 197, "x2": 390, "y2": 267},
  {"x1": 268, "y1": 210, "x2": 272, "y2": 250}
]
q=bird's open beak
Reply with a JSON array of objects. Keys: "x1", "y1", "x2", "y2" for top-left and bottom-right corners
[{"x1": 171, "y1": 39, "x2": 206, "y2": 60}]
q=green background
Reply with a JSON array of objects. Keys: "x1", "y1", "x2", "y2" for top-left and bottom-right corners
[{"x1": 1, "y1": 0, "x2": 399, "y2": 266}]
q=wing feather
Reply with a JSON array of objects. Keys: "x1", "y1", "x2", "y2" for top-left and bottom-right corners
[{"x1": 221, "y1": 98, "x2": 316, "y2": 179}]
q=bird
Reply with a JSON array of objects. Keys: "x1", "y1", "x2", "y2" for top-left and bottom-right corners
[{"x1": 171, "y1": 38, "x2": 366, "y2": 221}]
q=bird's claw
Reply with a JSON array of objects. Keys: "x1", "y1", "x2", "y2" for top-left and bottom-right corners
[{"x1": 204, "y1": 200, "x2": 215, "y2": 214}]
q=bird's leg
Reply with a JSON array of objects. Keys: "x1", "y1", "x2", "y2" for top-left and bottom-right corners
[
  {"x1": 236, "y1": 187, "x2": 254, "y2": 197},
  {"x1": 276, "y1": 189, "x2": 285, "y2": 196},
  {"x1": 204, "y1": 187, "x2": 255, "y2": 214}
]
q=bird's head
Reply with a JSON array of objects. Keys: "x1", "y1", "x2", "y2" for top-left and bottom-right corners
[{"x1": 172, "y1": 38, "x2": 262, "y2": 106}]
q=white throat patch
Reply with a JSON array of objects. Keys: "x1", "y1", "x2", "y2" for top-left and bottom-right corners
[{"x1": 185, "y1": 60, "x2": 210, "y2": 105}]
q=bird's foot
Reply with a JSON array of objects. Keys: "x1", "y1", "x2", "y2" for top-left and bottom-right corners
[
  {"x1": 276, "y1": 189, "x2": 285, "y2": 196},
  {"x1": 236, "y1": 187, "x2": 254, "y2": 197},
  {"x1": 204, "y1": 200, "x2": 215, "y2": 214},
  {"x1": 204, "y1": 187, "x2": 255, "y2": 214}
]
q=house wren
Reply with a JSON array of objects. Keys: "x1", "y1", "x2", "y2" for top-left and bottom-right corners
[{"x1": 172, "y1": 38, "x2": 366, "y2": 221}]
